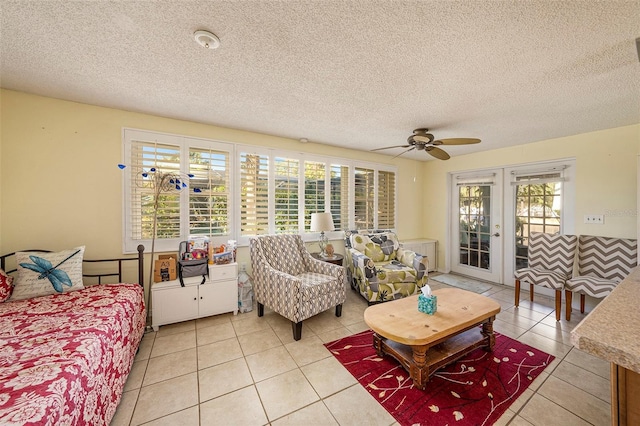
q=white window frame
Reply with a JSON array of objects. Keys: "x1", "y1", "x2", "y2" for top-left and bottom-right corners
[
  {"x1": 122, "y1": 128, "x2": 397, "y2": 252},
  {"x1": 122, "y1": 128, "x2": 235, "y2": 253},
  {"x1": 234, "y1": 144, "x2": 397, "y2": 246},
  {"x1": 503, "y1": 158, "x2": 576, "y2": 285}
]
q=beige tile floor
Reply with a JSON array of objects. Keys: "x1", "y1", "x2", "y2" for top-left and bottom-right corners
[{"x1": 111, "y1": 277, "x2": 610, "y2": 426}]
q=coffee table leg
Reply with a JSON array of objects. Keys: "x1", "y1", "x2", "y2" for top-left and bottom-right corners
[
  {"x1": 372, "y1": 333, "x2": 384, "y2": 357},
  {"x1": 410, "y1": 345, "x2": 430, "y2": 390},
  {"x1": 481, "y1": 316, "x2": 496, "y2": 351}
]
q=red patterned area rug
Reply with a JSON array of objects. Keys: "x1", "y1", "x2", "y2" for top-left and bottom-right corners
[{"x1": 325, "y1": 330, "x2": 554, "y2": 426}]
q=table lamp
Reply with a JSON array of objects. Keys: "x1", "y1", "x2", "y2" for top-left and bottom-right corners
[{"x1": 310, "y1": 212, "x2": 335, "y2": 257}]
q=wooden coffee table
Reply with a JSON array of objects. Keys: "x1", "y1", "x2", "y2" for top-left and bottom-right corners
[{"x1": 363, "y1": 288, "x2": 501, "y2": 390}]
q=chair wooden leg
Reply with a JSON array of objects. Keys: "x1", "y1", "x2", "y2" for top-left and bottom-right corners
[
  {"x1": 335, "y1": 304, "x2": 343, "y2": 317},
  {"x1": 565, "y1": 290, "x2": 572, "y2": 321},
  {"x1": 292, "y1": 321, "x2": 302, "y2": 341},
  {"x1": 515, "y1": 280, "x2": 521, "y2": 307},
  {"x1": 530, "y1": 283, "x2": 535, "y2": 302},
  {"x1": 555, "y1": 290, "x2": 562, "y2": 321},
  {"x1": 580, "y1": 294, "x2": 586, "y2": 313},
  {"x1": 257, "y1": 302, "x2": 264, "y2": 317}
]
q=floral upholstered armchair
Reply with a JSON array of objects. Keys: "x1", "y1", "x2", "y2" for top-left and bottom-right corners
[
  {"x1": 344, "y1": 230, "x2": 429, "y2": 304},
  {"x1": 250, "y1": 234, "x2": 345, "y2": 341}
]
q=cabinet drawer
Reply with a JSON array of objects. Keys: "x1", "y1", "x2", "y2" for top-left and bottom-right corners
[{"x1": 209, "y1": 263, "x2": 237, "y2": 281}]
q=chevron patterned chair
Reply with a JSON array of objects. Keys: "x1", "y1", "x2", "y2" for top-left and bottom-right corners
[
  {"x1": 564, "y1": 235, "x2": 637, "y2": 321},
  {"x1": 514, "y1": 232, "x2": 578, "y2": 321},
  {"x1": 250, "y1": 234, "x2": 346, "y2": 341}
]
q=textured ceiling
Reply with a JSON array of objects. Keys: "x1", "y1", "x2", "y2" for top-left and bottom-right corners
[{"x1": 1, "y1": 1, "x2": 639, "y2": 160}]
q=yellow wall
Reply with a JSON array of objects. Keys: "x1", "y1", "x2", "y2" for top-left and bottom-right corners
[
  {"x1": 2, "y1": 89, "x2": 638, "y2": 285},
  {"x1": 0, "y1": 89, "x2": 425, "y2": 276},
  {"x1": 423, "y1": 124, "x2": 640, "y2": 271}
]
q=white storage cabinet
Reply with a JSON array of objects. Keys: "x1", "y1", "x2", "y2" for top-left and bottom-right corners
[
  {"x1": 152, "y1": 263, "x2": 238, "y2": 331},
  {"x1": 402, "y1": 239, "x2": 438, "y2": 272}
]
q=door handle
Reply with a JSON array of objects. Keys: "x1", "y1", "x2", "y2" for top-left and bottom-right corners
[{"x1": 492, "y1": 232, "x2": 501, "y2": 237}]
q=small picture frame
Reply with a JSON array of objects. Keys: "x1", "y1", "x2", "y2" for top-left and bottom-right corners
[{"x1": 213, "y1": 251, "x2": 233, "y2": 265}]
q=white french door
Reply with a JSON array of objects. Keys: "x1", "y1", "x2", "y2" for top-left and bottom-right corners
[{"x1": 450, "y1": 170, "x2": 503, "y2": 283}]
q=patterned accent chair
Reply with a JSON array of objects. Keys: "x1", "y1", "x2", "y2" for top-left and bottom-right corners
[
  {"x1": 250, "y1": 234, "x2": 345, "y2": 341},
  {"x1": 565, "y1": 235, "x2": 637, "y2": 321},
  {"x1": 514, "y1": 232, "x2": 578, "y2": 321},
  {"x1": 344, "y1": 230, "x2": 429, "y2": 304}
]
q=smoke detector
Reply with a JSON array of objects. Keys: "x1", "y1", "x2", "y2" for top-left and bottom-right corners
[{"x1": 194, "y1": 30, "x2": 220, "y2": 49}]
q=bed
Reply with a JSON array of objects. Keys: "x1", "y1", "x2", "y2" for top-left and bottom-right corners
[{"x1": 0, "y1": 245, "x2": 146, "y2": 425}]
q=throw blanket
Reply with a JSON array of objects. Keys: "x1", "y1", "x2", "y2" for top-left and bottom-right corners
[{"x1": 0, "y1": 284, "x2": 145, "y2": 425}]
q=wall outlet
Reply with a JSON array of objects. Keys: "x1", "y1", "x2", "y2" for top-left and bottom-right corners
[{"x1": 584, "y1": 214, "x2": 604, "y2": 224}]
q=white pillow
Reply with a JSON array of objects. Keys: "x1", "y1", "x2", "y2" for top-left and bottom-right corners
[{"x1": 10, "y1": 246, "x2": 85, "y2": 301}]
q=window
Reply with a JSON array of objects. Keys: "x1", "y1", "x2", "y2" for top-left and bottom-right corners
[
  {"x1": 189, "y1": 147, "x2": 230, "y2": 236},
  {"x1": 354, "y1": 167, "x2": 375, "y2": 229},
  {"x1": 129, "y1": 141, "x2": 181, "y2": 241},
  {"x1": 122, "y1": 129, "x2": 233, "y2": 253},
  {"x1": 512, "y1": 170, "x2": 565, "y2": 269},
  {"x1": 330, "y1": 165, "x2": 349, "y2": 231},
  {"x1": 274, "y1": 156, "x2": 299, "y2": 234},
  {"x1": 124, "y1": 129, "x2": 397, "y2": 252},
  {"x1": 304, "y1": 161, "x2": 326, "y2": 231},
  {"x1": 377, "y1": 170, "x2": 396, "y2": 230},
  {"x1": 239, "y1": 153, "x2": 269, "y2": 237}
]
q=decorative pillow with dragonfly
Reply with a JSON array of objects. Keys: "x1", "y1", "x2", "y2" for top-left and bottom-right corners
[{"x1": 10, "y1": 246, "x2": 85, "y2": 301}]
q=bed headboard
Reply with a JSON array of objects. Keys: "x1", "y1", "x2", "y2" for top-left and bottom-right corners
[{"x1": 0, "y1": 245, "x2": 145, "y2": 287}]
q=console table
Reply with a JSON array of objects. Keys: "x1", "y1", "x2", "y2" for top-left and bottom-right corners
[{"x1": 152, "y1": 263, "x2": 238, "y2": 331}]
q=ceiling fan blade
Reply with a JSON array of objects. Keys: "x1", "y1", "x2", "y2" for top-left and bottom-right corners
[
  {"x1": 426, "y1": 146, "x2": 450, "y2": 160},
  {"x1": 371, "y1": 144, "x2": 411, "y2": 152},
  {"x1": 392, "y1": 146, "x2": 416, "y2": 159},
  {"x1": 432, "y1": 138, "x2": 481, "y2": 146}
]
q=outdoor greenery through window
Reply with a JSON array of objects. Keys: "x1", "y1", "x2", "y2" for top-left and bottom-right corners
[
  {"x1": 129, "y1": 141, "x2": 181, "y2": 240},
  {"x1": 189, "y1": 147, "x2": 230, "y2": 236},
  {"x1": 123, "y1": 129, "x2": 397, "y2": 252},
  {"x1": 514, "y1": 173, "x2": 563, "y2": 269},
  {"x1": 458, "y1": 185, "x2": 492, "y2": 270}
]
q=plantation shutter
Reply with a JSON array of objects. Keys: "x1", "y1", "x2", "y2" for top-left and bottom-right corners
[
  {"x1": 129, "y1": 141, "x2": 181, "y2": 240},
  {"x1": 330, "y1": 164, "x2": 349, "y2": 231},
  {"x1": 240, "y1": 153, "x2": 269, "y2": 236},
  {"x1": 189, "y1": 147, "x2": 230, "y2": 236},
  {"x1": 355, "y1": 167, "x2": 375, "y2": 229},
  {"x1": 274, "y1": 156, "x2": 300, "y2": 234},
  {"x1": 304, "y1": 160, "x2": 326, "y2": 231},
  {"x1": 377, "y1": 170, "x2": 396, "y2": 229}
]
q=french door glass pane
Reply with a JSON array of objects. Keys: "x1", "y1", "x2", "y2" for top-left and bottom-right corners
[
  {"x1": 515, "y1": 181, "x2": 562, "y2": 269},
  {"x1": 458, "y1": 185, "x2": 491, "y2": 270}
]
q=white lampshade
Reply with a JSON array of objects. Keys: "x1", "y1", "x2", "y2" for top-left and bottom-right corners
[{"x1": 310, "y1": 212, "x2": 335, "y2": 232}]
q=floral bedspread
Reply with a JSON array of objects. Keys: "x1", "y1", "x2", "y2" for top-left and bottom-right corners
[{"x1": 0, "y1": 284, "x2": 146, "y2": 425}]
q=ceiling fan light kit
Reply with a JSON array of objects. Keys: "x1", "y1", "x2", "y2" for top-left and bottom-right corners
[{"x1": 371, "y1": 128, "x2": 481, "y2": 160}]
